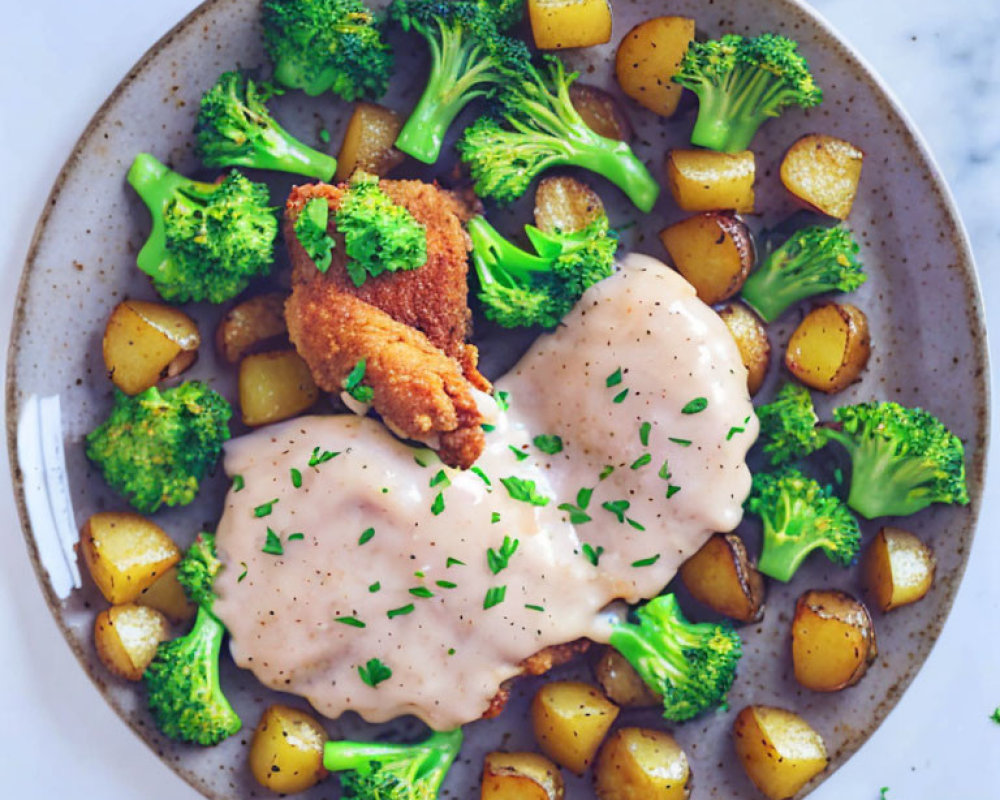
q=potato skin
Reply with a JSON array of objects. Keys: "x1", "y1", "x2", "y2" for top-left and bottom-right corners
[
  {"x1": 594, "y1": 727, "x2": 691, "y2": 800},
  {"x1": 81, "y1": 512, "x2": 181, "y2": 604},
  {"x1": 680, "y1": 533, "x2": 765, "y2": 623},
  {"x1": 529, "y1": 0, "x2": 613, "y2": 50},
  {"x1": 94, "y1": 603, "x2": 169, "y2": 681},
  {"x1": 791, "y1": 589, "x2": 877, "y2": 692},
  {"x1": 570, "y1": 84, "x2": 633, "y2": 142},
  {"x1": 717, "y1": 303, "x2": 770, "y2": 395},
  {"x1": 615, "y1": 17, "x2": 695, "y2": 117},
  {"x1": 534, "y1": 176, "x2": 606, "y2": 235},
  {"x1": 103, "y1": 300, "x2": 200, "y2": 395},
  {"x1": 863, "y1": 527, "x2": 936, "y2": 612},
  {"x1": 660, "y1": 213, "x2": 754, "y2": 305},
  {"x1": 666, "y1": 150, "x2": 755, "y2": 213},
  {"x1": 336, "y1": 102, "x2": 405, "y2": 182},
  {"x1": 531, "y1": 681, "x2": 619, "y2": 774},
  {"x1": 593, "y1": 647, "x2": 661, "y2": 708},
  {"x1": 785, "y1": 302, "x2": 871, "y2": 393},
  {"x1": 733, "y1": 705, "x2": 828, "y2": 800},
  {"x1": 249, "y1": 705, "x2": 329, "y2": 793},
  {"x1": 215, "y1": 292, "x2": 288, "y2": 364},
  {"x1": 481, "y1": 751, "x2": 564, "y2": 800},
  {"x1": 239, "y1": 349, "x2": 320, "y2": 427},
  {"x1": 781, "y1": 134, "x2": 864, "y2": 220}
]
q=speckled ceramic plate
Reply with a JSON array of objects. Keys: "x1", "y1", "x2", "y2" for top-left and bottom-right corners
[{"x1": 6, "y1": 0, "x2": 988, "y2": 797}]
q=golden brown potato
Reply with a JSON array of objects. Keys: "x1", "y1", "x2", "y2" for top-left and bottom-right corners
[
  {"x1": 534, "y1": 177, "x2": 606, "y2": 235},
  {"x1": 792, "y1": 589, "x2": 877, "y2": 692},
  {"x1": 531, "y1": 681, "x2": 619, "y2": 775},
  {"x1": 336, "y1": 102, "x2": 405, "y2": 181},
  {"x1": 239, "y1": 349, "x2": 320, "y2": 427},
  {"x1": 733, "y1": 706, "x2": 828, "y2": 800},
  {"x1": 717, "y1": 302, "x2": 771, "y2": 395},
  {"x1": 595, "y1": 727, "x2": 691, "y2": 800},
  {"x1": 864, "y1": 527, "x2": 936, "y2": 612},
  {"x1": 781, "y1": 134, "x2": 864, "y2": 220},
  {"x1": 615, "y1": 17, "x2": 695, "y2": 118},
  {"x1": 137, "y1": 565, "x2": 196, "y2": 623},
  {"x1": 659, "y1": 213, "x2": 754, "y2": 304},
  {"x1": 785, "y1": 302, "x2": 871, "y2": 393},
  {"x1": 81, "y1": 512, "x2": 181, "y2": 604},
  {"x1": 215, "y1": 292, "x2": 289, "y2": 364},
  {"x1": 94, "y1": 603, "x2": 169, "y2": 681},
  {"x1": 570, "y1": 84, "x2": 633, "y2": 142},
  {"x1": 249, "y1": 705, "x2": 329, "y2": 794},
  {"x1": 666, "y1": 150, "x2": 755, "y2": 213},
  {"x1": 528, "y1": 0, "x2": 612, "y2": 50},
  {"x1": 680, "y1": 533, "x2": 765, "y2": 623},
  {"x1": 593, "y1": 647, "x2": 660, "y2": 708},
  {"x1": 103, "y1": 300, "x2": 200, "y2": 395},
  {"x1": 481, "y1": 752, "x2": 565, "y2": 800}
]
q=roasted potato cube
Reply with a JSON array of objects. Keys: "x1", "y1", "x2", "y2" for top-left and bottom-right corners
[
  {"x1": 103, "y1": 300, "x2": 200, "y2": 395},
  {"x1": 718, "y1": 302, "x2": 771, "y2": 395},
  {"x1": 615, "y1": 17, "x2": 695, "y2": 118},
  {"x1": 660, "y1": 213, "x2": 754, "y2": 304},
  {"x1": 864, "y1": 526, "x2": 936, "y2": 612},
  {"x1": 680, "y1": 533, "x2": 765, "y2": 623},
  {"x1": 781, "y1": 134, "x2": 864, "y2": 220},
  {"x1": 336, "y1": 102, "x2": 405, "y2": 181},
  {"x1": 239, "y1": 350, "x2": 320, "y2": 427},
  {"x1": 733, "y1": 706, "x2": 828, "y2": 800},
  {"x1": 593, "y1": 647, "x2": 660, "y2": 708},
  {"x1": 570, "y1": 84, "x2": 633, "y2": 142},
  {"x1": 534, "y1": 176, "x2": 606, "y2": 235},
  {"x1": 94, "y1": 603, "x2": 169, "y2": 681},
  {"x1": 81, "y1": 512, "x2": 181, "y2": 604},
  {"x1": 528, "y1": 0, "x2": 612, "y2": 50},
  {"x1": 595, "y1": 727, "x2": 691, "y2": 800},
  {"x1": 785, "y1": 302, "x2": 871, "y2": 393},
  {"x1": 531, "y1": 681, "x2": 619, "y2": 774},
  {"x1": 250, "y1": 704, "x2": 329, "y2": 793},
  {"x1": 482, "y1": 751, "x2": 564, "y2": 800},
  {"x1": 666, "y1": 150, "x2": 755, "y2": 213},
  {"x1": 137, "y1": 565, "x2": 196, "y2": 623},
  {"x1": 216, "y1": 292, "x2": 288, "y2": 364},
  {"x1": 792, "y1": 589, "x2": 877, "y2": 692}
]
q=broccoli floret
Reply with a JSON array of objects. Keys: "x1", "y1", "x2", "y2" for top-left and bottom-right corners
[
  {"x1": 469, "y1": 212, "x2": 618, "y2": 328},
  {"x1": 756, "y1": 383, "x2": 826, "y2": 466},
  {"x1": 673, "y1": 33, "x2": 823, "y2": 153},
  {"x1": 85, "y1": 382, "x2": 232, "y2": 513},
  {"x1": 195, "y1": 71, "x2": 337, "y2": 180},
  {"x1": 740, "y1": 224, "x2": 866, "y2": 322},
  {"x1": 388, "y1": 0, "x2": 529, "y2": 164},
  {"x1": 323, "y1": 729, "x2": 463, "y2": 799},
  {"x1": 126, "y1": 153, "x2": 278, "y2": 304},
  {"x1": 144, "y1": 534, "x2": 241, "y2": 746},
  {"x1": 609, "y1": 593, "x2": 742, "y2": 721},
  {"x1": 261, "y1": 0, "x2": 394, "y2": 100},
  {"x1": 824, "y1": 402, "x2": 970, "y2": 519},
  {"x1": 457, "y1": 56, "x2": 660, "y2": 212},
  {"x1": 745, "y1": 466, "x2": 861, "y2": 582}
]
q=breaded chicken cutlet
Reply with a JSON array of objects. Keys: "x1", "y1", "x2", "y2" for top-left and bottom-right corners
[{"x1": 284, "y1": 178, "x2": 490, "y2": 469}]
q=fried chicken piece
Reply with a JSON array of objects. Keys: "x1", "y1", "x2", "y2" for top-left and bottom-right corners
[{"x1": 481, "y1": 640, "x2": 592, "y2": 720}]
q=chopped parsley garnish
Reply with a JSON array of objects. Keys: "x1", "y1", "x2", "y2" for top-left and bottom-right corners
[
  {"x1": 577, "y1": 487, "x2": 594, "y2": 508},
  {"x1": 358, "y1": 527, "x2": 375, "y2": 545},
  {"x1": 487, "y1": 536, "x2": 519, "y2": 575},
  {"x1": 525, "y1": 604, "x2": 545, "y2": 612},
  {"x1": 666, "y1": 485, "x2": 681, "y2": 499},
  {"x1": 558, "y1": 487, "x2": 594, "y2": 524},
  {"x1": 429, "y1": 469, "x2": 450, "y2": 488},
  {"x1": 599, "y1": 465, "x2": 615, "y2": 481},
  {"x1": 483, "y1": 586, "x2": 507, "y2": 610},
  {"x1": 630, "y1": 453, "x2": 652, "y2": 470},
  {"x1": 481, "y1": 423, "x2": 496, "y2": 432},
  {"x1": 613, "y1": 388, "x2": 630, "y2": 404},
  {"x1": 639, "y1": 421, "x2": 652, "y2": 446},
  {"x1": 495, "y1": 390, "x2": 511, "y2": 411},
  {"x1": 447, "y1": 648, "x2": 456, "y2": 656},
  {"x1": 471, "y1": 466, "x2": 492, "y2": 486},
  {"x1": 431, "y1": 492, "x2": 445, "y2": 515},
  {"x1": 409, "y1": 586, "x2": 434, "y2": 598},
  {"x1": 582, "y1": 543, "x2": 604, "y2": 566},
  {"x1": 295, "y1": 197, "x2": 334, "y2": 273},
  {"x1": 508, "y1": 445, "x2": 530, "y2": 461},
  {"x1": 446, "y1": 557, "x2": 466, "y2": 568},
  {"x1": 232, "y1": 475, "x2": 245, "y2": 492},
  {"x1": 254, "y1": 499, "x2": 278, "y2": 517},
  {"x1": 631, "y1": 554, "x2": 661, "y2": 567},
  {"x1": 287, "y1": 532, "x2": 304, "y2": 541},
  {"x1": 358, "y1": 657, "x2": 392, "y2": 687},
  {"x1": 602, "y1": 499, "x2": 631, "y2": 523},
  {"x1": 658, "y1": 461, "x2": 672, "y2": 481},
  {"x1": 262, "y1": 527, "x2": 283, "y2": 555},
  {"x1": 726, "y1": 420, "x2": 750, "y2": 440},
  {"x1": 387, "y1": 604, "x2": 415, "y2": 619},
  {"x1": 413, "y1": 450, "x2": 434, "y2": 468},
  {"x1": 290, "y1": 468, "x2": 302, "y2": 488},
  {"x1": 991, "y1": 708, "x2": 1000, "y2": 725},
  {"x1": 532, "y1": 434, "x2": 564, "y2": 455},
  {"x1": 436, "y1": 580, "x2": 457, "y2": 589},
  {"x1": 343, "y1": 358, "x2": 374, "y2": 403},
  {"x1": 668, "y1": 437, "x2": 692, "y2": 447},
  {"x1": 336, "y1": 616, "x2": 366, "y2": 628},
  {"x1": 319, "y1": 128, "x2": 330, "y2": 144},
  {"x1": 606, "y1": 368, "x2": 623, "y2": 387},
  {"x1": 500, "y1": 476, "x2": 550, "y2": 506},
  {"x1": 879, "y1": 789, "x2": 889, "y2": 800},
  {"x1": 368, "y1": 582, "x2": 381, "y2": 593},
  {"x1": 682, "y1": 397, "x2": 708, "y2": 414},
  {"x1": 237, "y1": 562, "x2": 248, "y2": 582},
  {"x1": 627, "y1": 518, "x2": 646, "y2": 531},
  {"x1": 491, "y1": 512, "x2": 501, "y2": 524},
  {"x1": 309, "y1": 447, "x2": 340, "y2": 466}
]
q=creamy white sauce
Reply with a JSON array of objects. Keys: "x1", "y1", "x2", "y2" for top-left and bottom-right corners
[{"x1": 212, "y1": 255, "x2": 757, "y2": 730}]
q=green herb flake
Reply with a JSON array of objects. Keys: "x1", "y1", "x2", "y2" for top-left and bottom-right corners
[
  {"x1": 290, "y1": 468, "x2": 303, "y2": 488},
  {"x1": 309, "y1": 447, "x2": 340, "y2": 467},
  {"x1": 834, "y1": 467, "x2": 844, "y2": 485},
  {"x1": 491, "y1": 512, "x2": 501, "y2": 524},
  {"x1": 525, "y1": 604, "x2": 545, "y2": 612},
  {"x1": 436, "y1": 580, "x2": 458, "y2": 589},
  {"x1": 237, "y1": 562, "x2": 248, "y2": 582},
  {"x1": 232, "y1": 475, "x2": 245, "y2": 493},
  {"x1": 880, "y1": 789, "x2": 889, "y2": 800},
  {"x1": 483, "y1": 586, "x2": 507, "y2": 610},
  {"x1": 558, "y1": 503, "x2": 592, "y2": 524},
  {"x1": 726, "y1": 424, "x2": 747, "y2": 440},
  {"x1": 630, "y1": 453, "x2": 652, "y2": 470},
  {"x1": 471, "y1": 466, "x2": 492, "y2": 487},
  {"x1": 368, "y1": 582, "x2": 381, "y2": 593},
  {"x1": 319, "y1": 128, "x2": 330, "y2": 144},
  {"x1": 582, "y1": 543, "x2": 604, "y2": 566},
  {"x1": 626, "y1": 518, "x2": 646, "y2": 531},
  {"x1": 343, "y1": 358, "x2": 374, "y2": 404},
  {"x1": 500, "y1": 476, "x2": 550, "y2": 506},
  {"x1": 429, "y1": 469, "x2": 450, "y2": 488},
  {"x1": 254, "y1": 499, "x2": 279, "y2": 518},
  {"x1": 481, "y1": 423, "x2": 496, "y2": 433},
  {"x1": 387, "y1": 604, "x2": 415, "y2": 619},
  {"x1": 599, "y1": 465, "x2": 615, "y2": 481},
  {"x1": 508, "y1": 445, "x2": 530, "y2": 461},
  {"x1": 613, "y1": 388, "x2": 630, "y2": 404},
  {"x1": 495, "y1": 391, "x2": 511, "y2": 412},
  {"x1": 358, "y1": 527, "x2": 375, "y2": 545},
  {"x1": 447, "y1": 648, "x2": 456, "y2": 656},
  {"x1": 631, "y1": 554, "x2": 661, "y2": 568},
  {"x1": 409, "y1": 586, "x2": 435, "y2": 599},
  {"x1": 295, "y1": 197, "x2": 334, "y2": 273},
  {"x1": 602, "y1": 499, "x2": 631, "y2": 523},
  {"x1": 446, "y1": 557, "x2": 466, "y2": 568},
  {"x1": 487, "y1": 536, "x2": 520, "y2": 575},
  {"x1": 666, "y1": 485, "x2": 681, "y2": 499},
  {"x1": 336, "y1": 616, "x2": 366, "y2": 628},
  {"x1": 532, "y1": 434, "x2": 564, "y2": 455},
  {"x1": 991, "y1": 708, "x2": 1000, "y2": 725},
  {"x1": 577, "y1": 488, "x2": 593, "y2": 508},
  {"x1": 606, "y1": 368, "x2": 623, "y2": 387},
  {"x1": 358, "y1": 657, "x2": 392, "y2": 687},
  {"x1": 431, "y1": 492, "x2": 446, "y2": 516},
  {"x1": 658, "y1": 461, "x2": 672, "y2": 481},
  {"x1": 668, "y1": 437, "x2": 692, "y2": 447},
  {"x1": 639, "y1": 421, "x2": 652, "y2": 446},
  {"x1": 287, "y1": 532, "x2": 305, "y2": 541},
  {"x1": 262, "y1": 527, "x2": 283, "y2": 555},
  {"x1": 681, "y1": 397, "x2": 708, "y2": 414},
  {"x1": 413, "y1": 450, "x2": 434, "y2": 468}
]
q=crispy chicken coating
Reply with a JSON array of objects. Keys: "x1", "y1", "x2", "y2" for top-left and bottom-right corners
[{"x1": 482, "y1": 640, "x2": 592, "y2": 720}]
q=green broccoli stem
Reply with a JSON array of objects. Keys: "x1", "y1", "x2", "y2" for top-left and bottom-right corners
[
  {"x1": 607, "y1": 594, "x2": 690, "y2": 693},
  {"x1": 323, "y1": 729, "x2": 463, "y2": 790},
  {"x1": 560, "y1": 139, "x2": 660, "y2": 214},
  {"x1": 688, "y1": 67, "x2": 789, "y2": 152},
  {"x1": 467, "y1": 216, "x2": 551, "y2": 288},
  {"x1": 756, "y1": 521, "x2": 822, "y2": 582},
  {"x1": 740, "y1": 256, "x2": 827, "y2": 323},
  {"x1": 231, "y1": 125, "x2": 337, "y2": 180}
]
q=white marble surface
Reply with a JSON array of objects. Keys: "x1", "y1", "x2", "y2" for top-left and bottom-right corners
[{"x1": 1, "y1": 0, "x2": 997, "y2": 797}]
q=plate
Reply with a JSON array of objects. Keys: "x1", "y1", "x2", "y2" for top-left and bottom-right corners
[{"x1": 5, "y1": 0, "x2": 988, "y2": 797}]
